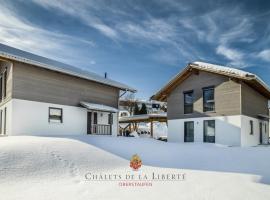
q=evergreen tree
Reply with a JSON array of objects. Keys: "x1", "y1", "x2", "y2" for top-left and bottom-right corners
[
  {"x1": 140, "y1": 103, "x2": 147, "y2": 114},
  {"x1": 134, "y1": 103, "x2": 140, "y2": 115}
]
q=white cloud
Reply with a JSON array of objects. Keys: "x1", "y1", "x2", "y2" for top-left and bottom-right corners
[
  {"x1": 258, "y1": 49, "x2": 270, "y2": 62},
  {"x1": 179, "y1": 18, "x2": 206, "y2": 41},
  {"x1": 219, "y1": 18, "x2": 254, "y2": 44},
  {"x1": 0, "y1": 4, "x2": 95, "y2": 65},
  {"x1": 216, "y1": 45, "x2": 245, "y2": 67},
  {"x1": 118, "y1": 19, "x2": 176, "y2": 43},
  {"x1": 31, "y1": 0, "x2": 118, "y2": 39}
]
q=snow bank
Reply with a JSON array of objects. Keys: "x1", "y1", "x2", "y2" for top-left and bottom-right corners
[{"x1": 0, "y1": 136, "x2": 269, "y2": 200}]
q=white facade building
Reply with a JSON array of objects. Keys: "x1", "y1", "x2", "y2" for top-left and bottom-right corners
[
  {"x1": 0, "y1": 43, "x2": 135, "y2": 136},
  {"x1": 152, "y1": 62, "x2": 270, "y2": 146}
]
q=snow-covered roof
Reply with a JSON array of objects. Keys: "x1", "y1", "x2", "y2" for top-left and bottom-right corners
[
  {"x1": 0, "y1": 43, "x2": 136, "y2": 92},
  {"x1": 152, "y1": 61, "x2": 270, "y2": 101},
  {"x1": 192, "y1": 62, "x2": 270, "y2": 90},
  {"x1": 80, "y1": 102, "x2": 118, "y2": 113},
  {"x1": 192, "y1": 61, "x2": 254, "y2": 78}
]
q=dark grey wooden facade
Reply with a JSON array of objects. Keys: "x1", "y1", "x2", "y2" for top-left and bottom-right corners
[
  {"x1": 0, "y1": 59, "x2": 120, "y2": 108},
  {"x1": 167, "y1": 70, "x2": 269, "y2": 120}
]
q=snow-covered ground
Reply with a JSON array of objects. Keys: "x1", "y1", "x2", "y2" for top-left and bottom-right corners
[{"x1": 0, "y1": 135, "x2": 270, "y2": 200}]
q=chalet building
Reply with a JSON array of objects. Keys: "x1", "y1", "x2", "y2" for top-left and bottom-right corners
[
  {"x1": 0, "y1": 43, "x2": 135, "y2": 136},
  {"x1": 152, "y1": 62, "x2": 270, "y2": 146}
]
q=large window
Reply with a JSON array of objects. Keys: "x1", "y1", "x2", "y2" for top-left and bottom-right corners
[
  {"x1": 203, "y1": 87, "x2": 215, "y2": 112},
  {"x1": 204, "y1": 120, "x2": 215, "y2": 143},
  {"x1": 184, "y1": 90, "x2": 194, "y2": 114},
  {"x1": 184, "y1": 121, "x2": 194, "y2": 142},
  {"x1": 49, "y1": 107, "x2": 63, "y2": 123}
]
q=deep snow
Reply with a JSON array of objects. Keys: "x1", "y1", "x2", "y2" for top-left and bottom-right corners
[{"x1": 0, "y1": 135, "x2": 270, "y2": 200}]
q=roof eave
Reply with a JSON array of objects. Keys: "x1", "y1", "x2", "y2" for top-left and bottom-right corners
[{"x1": 151, "y1": 64, "x2": 192, "y2": 101}]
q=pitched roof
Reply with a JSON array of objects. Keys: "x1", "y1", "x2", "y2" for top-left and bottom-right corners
[
  {"x1": 152, "y1": 61, "x2": 270, "y2": 101},
  {"x1": 0, "y1": 43, "x2": 136, "y2": 92}
]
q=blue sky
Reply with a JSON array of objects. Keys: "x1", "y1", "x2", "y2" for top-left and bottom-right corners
[{"x1": 0, "y1": 0, "x2": 270, "y2": 99}]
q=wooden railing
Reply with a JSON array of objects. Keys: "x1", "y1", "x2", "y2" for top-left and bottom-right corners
[{"x1": 92, "y1": 124, "x2": 111, "y2": 135}]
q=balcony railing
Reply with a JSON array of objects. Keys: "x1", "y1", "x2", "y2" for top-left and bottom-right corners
[{"x1": 92, "y1": 124, "x2": 111, "y2": 135}]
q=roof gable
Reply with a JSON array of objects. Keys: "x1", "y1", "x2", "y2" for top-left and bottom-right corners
[{"x1": 152, "y1": 61, "x2": 270, "y2": 101}]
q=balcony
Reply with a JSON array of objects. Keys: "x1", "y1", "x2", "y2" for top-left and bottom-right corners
[{"x1": 91, "y1": 124, "x2": 111, "y2": 135}]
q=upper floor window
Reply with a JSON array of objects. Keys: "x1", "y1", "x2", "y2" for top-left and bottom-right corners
[
  {"x1": 203, "y1": 87, "x2": 215, "y2": 112},
  {"x1": 49, "y1": 107, "x2": 63, "y2": 123},
  {"x1": 184, "y1": 90, "x2": 194, "y2": 114}
]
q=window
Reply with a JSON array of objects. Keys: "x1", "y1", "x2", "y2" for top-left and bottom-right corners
[
  {"x1": 49, "y1": 107, "x2": 63, "y2": 123},
  {"x1": 3, "y1": 69, "x2": 7, "y2": 98},
  {"x1": 250, "y1": 120, "x2": 253, "y2": 135},
  {"x1": 184, "y1": 121, "x2": 194, "y2": 142},
  {"x1": 3, "y1": 107, "x2": 6, "y2": 135},
  {"x1": 108, "y1": 113, "x2": 113, "y2": 125},
  {"x1": 0, "y1": 76, "x2": 2, "y2": 101},
  {"x1": 203, "y1": 87, "x2": 215, "y2": 112},
  {"x1": 184, "y1": 90, "x2": 194, "y2": 114},
  {"x1": 0, "y1": 68, "x2": 7, "y2": 101},
  {"x1": 0, "y1": 110, "x2": 2, "y2": 134},
  {"x1": 204, "y1": 120, "x2": 215, "y2": 143}
]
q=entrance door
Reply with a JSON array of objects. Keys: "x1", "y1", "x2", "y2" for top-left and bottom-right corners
[
  {"x1": 184, "y1": 121, "x2": 194, "y2": 142},
  {"x1": 259, "y1": 122, "x2": 263, "y2": 144},
  {"x1": 87, "y1": 112, "x2": 92, "y2": 134}
]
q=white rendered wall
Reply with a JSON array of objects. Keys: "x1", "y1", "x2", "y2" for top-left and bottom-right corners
[
  {"x1": 11, "y1": 99, "x2": 118, "y2": 136},
  {"x1": 168, "y1": 115, "x2": 242, "y2": 146},
  {"x1": 241, "y1": 115, "x2": 269, "y2": 146},
  {"x1": 11, "y1": 99, "x2": 87, "y2": 136}
]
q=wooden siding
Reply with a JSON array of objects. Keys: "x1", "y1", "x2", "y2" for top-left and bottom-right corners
[
  {"x1": 12, "y1": 61, "x2": 119, "y2": 108},
  {"x1": 241, "y1": 82, "x2": 269, "y2": 118},
  {"x1": 167, "y1": 71, "x2": 241, "y2": 120}
]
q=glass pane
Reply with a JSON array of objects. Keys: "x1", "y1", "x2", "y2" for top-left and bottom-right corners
[
  {"x1": 204, "y1": 89, "x2": 214, "y2": 101},
  {"x1": 184, "y1": 92, "x2": 193, "y2": 104},
  {"x1": 50, "y1": 108, "x2": 61, "y2": 116},
  {"x1": 184, "y1": 91, "x2": 193, "y2": 114},
  {"x1": 184, "y1": 122, "x2": 194, "y2": 142},
  {"x1": 203, "y1": 88, "x2": 215, "y2": 112},
  {"x1": 204, "y1": 120, "x2": 215, "y2": 143},
  {"x1": 206, "y1": 121, "x2": 215, "y2": 136},
  {"x1": 184, "y1": 104, "x2": 193, "y2": 114}
]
